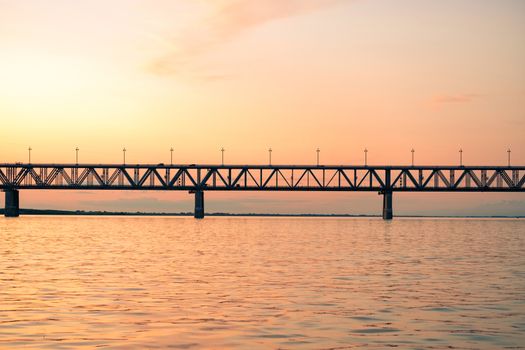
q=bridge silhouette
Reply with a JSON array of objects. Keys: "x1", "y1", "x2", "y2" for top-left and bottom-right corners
[{"x1": 1, "y1": 163, "x2": 524, "y2": 219}]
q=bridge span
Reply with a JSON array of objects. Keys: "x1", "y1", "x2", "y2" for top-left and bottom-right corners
[{"x1": 1, "y1": 163, "x2": 524, "y2": 219}]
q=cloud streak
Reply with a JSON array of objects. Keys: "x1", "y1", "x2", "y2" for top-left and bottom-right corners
[
  {"x1": 431, "y1": 93, "x2": 483, "y2": 105},
  {"x1": 147, "y1": 0, "x2": 346, "y2": 77}
]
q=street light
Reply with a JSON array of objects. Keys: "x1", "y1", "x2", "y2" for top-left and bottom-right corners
[
  {"x1": 316, "y1": 148, "x2": 320, "y2": 166},
  {"x1": 170, "y1": 147, "x2": 174, "y2": 165},
  {"x1": 76, "y1": 147, "x2": 79, "y2": 164},
  {"x1": 364, "y1": 148, "x2": 368, "y2": 166},
  {"x1": 459, "y1": 148, "x2": 463, "y2": 166},
  {"x1": 507, "y1": 148, "x2": 511, "y2": 167},
  {"x1": 411, "y1": 148, "x2": 415, "y2": 166},
  {"x1": 123, "y1": 147, "x2": 126, "y2": 165},
  {"x1": 268, "y1": 148, "x2": 272, "y2": 166},
  {"x1": 221, "y1": 147, "x2": 225, "y2": 166},
  {"x1": 28, "y1": 146, "x2": 32, "y2": 164}
]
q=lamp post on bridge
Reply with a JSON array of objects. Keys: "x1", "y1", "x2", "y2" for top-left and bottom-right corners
[
  {"x1": 316, "y1": 148, "x2": 320, "y2": 166},
  {"x1": 507, "y1": 148, "x2": 511, "y2": 167},
  {"x1": 459, "y1": 148, "x2": 463, "y2": 167},
  {"x1": 221, "y1": 147, "x2": 225, "y2": 166},
  {"x1": 170, "y1": 147, "x2": 174, "y2": 165},
  {"x1": 364, "y1": 148, "x2": 368, "y2": 167},
  {"x1": 411, "y1": 148, "x2": 415, "y2": 167},
  {"x1": 123, "y1": 147, "x2": 126, "y2": 165},
  {"x1": 28, "y1": 146, "x2": 32, "y2": 164},
  {"x1": 76, "y1": 147, "x2": 79, "y2": 165},
  {"x1": 268, "y1": 148, "x2": 272, "y2": 166}
]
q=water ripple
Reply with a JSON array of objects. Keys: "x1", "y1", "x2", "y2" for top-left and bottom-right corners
[{"x1": 0, "y1": 216, "x2": 524, "y2": 349}]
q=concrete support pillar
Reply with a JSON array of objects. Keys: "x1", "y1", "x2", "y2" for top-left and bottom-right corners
[
  {"x1": 382, "y1": 191, "x2": 393, "y2": 220},
  {"x1": 194, "y1": 190, "x2": 204, "y2": 219},
  {"x1": 4, "y1": 189, "x2": 20, "y2": 217}
]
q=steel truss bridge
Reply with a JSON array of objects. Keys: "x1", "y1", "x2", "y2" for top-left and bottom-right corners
[{"x1": 1, "y1": 163, "x2": 524, "y2": 219}]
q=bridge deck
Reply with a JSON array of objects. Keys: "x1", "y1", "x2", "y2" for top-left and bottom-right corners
[{"x1": 1, "y1": 164, "x2": 523, "y2": 192}]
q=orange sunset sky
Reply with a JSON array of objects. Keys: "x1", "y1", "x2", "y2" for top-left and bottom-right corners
[{"x1": 1, "y1": 0, "x2": 524, "y2": 215}]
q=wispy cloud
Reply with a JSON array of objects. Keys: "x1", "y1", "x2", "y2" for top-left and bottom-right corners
[
  {"x1": 431, "y1": 93, "x2": 484, "y2": 105},
  {"x1": 147, "y1": 0, "x2": 346, "y2": 77}
]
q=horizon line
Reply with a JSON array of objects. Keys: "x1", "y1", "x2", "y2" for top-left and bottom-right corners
[{"x1": 1, "y1": 208, "x2": 523, "y2": 219}]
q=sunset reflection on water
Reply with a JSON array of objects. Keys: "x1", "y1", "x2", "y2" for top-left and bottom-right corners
[{"x1": 1, "y1": 216, "x2": 524, "y2": 349}]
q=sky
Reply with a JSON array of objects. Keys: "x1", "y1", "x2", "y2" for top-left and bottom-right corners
[{"x1": 1, "y1": 0, "x2": 524, "y2": 215}]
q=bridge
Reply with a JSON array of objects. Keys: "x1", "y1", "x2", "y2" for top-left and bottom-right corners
[{"x1": 1, "y1": 163, "x2": 524, "y2": 219}]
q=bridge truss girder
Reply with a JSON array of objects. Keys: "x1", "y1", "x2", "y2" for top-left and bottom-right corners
[{"x1": 1, "y1": 164, "x2": 524, "y2": 192}]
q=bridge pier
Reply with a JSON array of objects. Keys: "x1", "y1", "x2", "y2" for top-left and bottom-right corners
[
  {"x1": 382, "y1": 191, "x2": 393, "y2": 220},
  {"x1": 194, "y1": 190, "x2": 204, "y2": 219},
  {"x1": 4, "y1": 189, "x2": 20, "y2": 217}
]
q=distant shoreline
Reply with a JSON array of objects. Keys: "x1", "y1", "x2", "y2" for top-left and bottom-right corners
[{"x1": 0, "y1": 208, "x2": 523, "y2": 219}]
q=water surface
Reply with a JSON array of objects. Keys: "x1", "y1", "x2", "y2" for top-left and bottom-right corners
[{"x1": 1, "y1": 216, "x2": 524, "y2": 349}]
